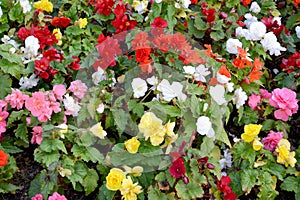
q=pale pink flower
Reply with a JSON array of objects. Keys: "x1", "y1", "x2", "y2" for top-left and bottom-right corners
[
  {"x1": 53, "y1": 84, "x2": 66, "y2": 100},
  {"x1": 48, "y1": 192, "x2": 67, "y2": 200},
  {"x1": 5, "y1": 89, "x2": 29, "y2": 110},
  {"x1": 47, "y1": 92, "x2": 61, "y2": 113},
  {"x1": 259, "y1": 89, "x2": 271, "y2": 99},
  {"x1": 31, "y1": 126, "x2": 43, "y2": 145},
  {"x1": 248, "y1": 94, "x2": 261, "y2": 110},
  {"x1": 25, "y1": 92, "x2": 52, "y2": 122},
  {"x1": 68, "y1": 80, "x2": 88, "y2": 99},
  {"x1": 31, "y1": 193, "x2": 43, "y2": 200},
  {"x1": 0, "y1": 100, "x2": 8, "y2": 110},
  {"x1": 269, "y1": 88, "x2": 298, "y2": 121},
  {"x1": 0, "y1": 110, "x2": 9, "y2": 134},
  {"x1": 262, "y1": 130, "x2": 284, "y2": 152}
]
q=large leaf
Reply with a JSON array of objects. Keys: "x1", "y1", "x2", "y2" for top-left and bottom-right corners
[{"x1": 83, "y1": 169, "x2": 99, "y2": 195}]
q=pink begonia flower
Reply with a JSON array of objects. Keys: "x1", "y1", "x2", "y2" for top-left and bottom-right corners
[
  {"x1": 269, "y1": 88, "x2": 298, "y2": 121},
  {"x1": 48, "y1": 192, "x2": 68, "y2": 200},
  {"x1": 26, "y1": 117, "x2": 31, "y2": 124},
  {"x1": 53, "y1": 84, "x2": 66, "y2": 100},
  {"x1": 0, "y1": 100, "x2": 8, "y2": 110},
  {"x1": 248, "y1": 94, "x2": 261, "y2": 110},
  {"x1": 259, "y1": 89, "x2": 271, "y2": 99},
  {"x1": 31, "y1": 193, "x2": 43, "y2": 200},
  {"x1": 68, "y1": 80, "x2": 88, "y2": 99},
  {"x1": 0, "y1": 110, "x2": 9, "y2": 133},
  {"x1": 262, "y1": 130, "x2": 284, "y2": 152},
  {"x1": 5, "y1": 89, "x2": 29, "y2": 110},
  {"x1": 47, "y1": 92, "x2": 61, "y2": 113},
  {"x1": 31, "y1": 126, "x2": 43, "y2": 145},
  {"x1": 25, "y1": 92, "x2": 52, "y2": 122}
]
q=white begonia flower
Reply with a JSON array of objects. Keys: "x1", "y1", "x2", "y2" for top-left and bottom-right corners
[
  {"x1": 22, "y1": 36, "x2": 40, "y2": 64},
  {"x1": 226, "y1": 82, "x2": 234, "y2": 92},
  {"x1": 157, "y1": 79, "x2": 187, "y2": 102},
  {"x1": 209, "y1": 85, "x2": 227, "y2": 105},
  {"x1": 19, "y1": 74, "x2": 39, "y2": 90},
  {"x1": 20, "y1": 0, "x2": 31, "y2": 13},
  {"x1": 96, "y1": 103, "x2": 105, "y2": 114},
  {"x1": 233, "y1": 88, "x2": 247, "y2": 109},
  {"x1": 92, "y1": 67, "x2": 106, "y2": 85},
  {"x1": 0, "y1": 6, "x2": 2, "y2": 18},
  {"x1": 183, "y1": 65, "x2": 196, "y2": 75},
  {"x1": 89, "y1": 122, "x2": 107, "y2": 139},
  {"x1": 181, "y1": 0, "x2": 191, "y2": 8},
  {"x1": 260, "y1": 32, "x2": 286, "y2": 56},
  {"x1": 1, "y1": 35, "x2": 20, "y2": 49},
  {"x1": 244, "y1": 13, "x2": 258, "y2": 28},
  {"x1": 196, "y1": 116, "x2": 215, "y2": 138},
  {"x1": 273, "y1": 17, "x2": 281, "y2": 26},
  {"x1": 248, "y1": 22, "x2": 266, "y2": 41},
  {"x1": 219, "y1": 149, "x2": 233, "y2": 170},
  {"x1": 131, "y1": 78, "x2": 148, "y2": 98},
  {"x1": 133, "y1": 0, "x2": 148, "y2": 14},
  {"x1": 1, "y1": 35, "x2": 10, "y2": 43},
  {"x1": 146, "y1": 76, "x2": 158, "y2": 90},
  {"x1": 194, "y1": 65, "x2": 211, "y2": 82},
  {"x1": 63, "y1": 94, "x2": 81, "y2": 116},
  {"x1": 235, "y1": 27, "x2": 246, "y2": 38},
  {"x1": 155, "y1": 0, "x2": 162, "y2": 3},
  {"x1": 226, "y1": 38, "x2": 242, "y2": 54},
  {"x1": 217, "y1": 73, "x2": 231, "y2": 84},
  {"x1": 249, "y1": 2, "x2": 261, "y2": 13},
  {"x1": 295, "y1": 26, "x2": 300, "y2": 38}
]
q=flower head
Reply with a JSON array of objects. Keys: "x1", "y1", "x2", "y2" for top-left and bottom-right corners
[
  {"x1": 120, "y1": 176, "x2": 143, "y2": 200},
  {"x1": 89, "y1": 122, "x2": 107, "y2": 139},
  {"x1": 276, "y1": 139, "x2": 296, "y2": 167},
  {"x1": 106, "y1": 168, "x2": 126, "y2": 191},
  {"x1": 31, "y1": 193, "x2": 43, "y2": 200},
  {"x1": 226, "y1": 38, "x2": 242, "y2": 54},
  {"x1": 196, "y1": 116, "x2": 215, "y2": 138},
  {"x1": 169, "y1": 157, "x2": 186, "y2": 178},
  {"x1": 138, "y1": 112, "x2": 165, "y2": 146},
  {"x1": 0, "y1": 150, "x2": 8, "y2": 167},
  {"x1": 48, "y1": 192, "x2": 67, "y2": 200},
  {"x1": 241, "y1": 124, "x2": 262, "y2": 142},
  {"x1": 78, "y1": 18, "x2": 88, "y2": 29},
  {"x1": 249, "y1": 2, "x2": 261, "y2": 13},
  {"x1": 68, "y1": 80, "x2": 88, "y2": 99},
  {"x1": 33, "y1": 0, "x2": 53, "y2": 12},
  {"x1": 262, "y1": 131, "x2": 284, "y2": 152},
  {"x1": 131, "y1": 78, "x2": 147, "y2": 98},
  {"x1": 125, "y1": 137, "x2": 140, "y2": 154},
  {"x1": 31, "y1": 126, "x2": 43, "y2": 145}
]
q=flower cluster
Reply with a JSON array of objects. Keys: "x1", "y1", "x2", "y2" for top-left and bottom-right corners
[
  {"x1": 106, "y1": 168, "x2": 143, "y2": 200},
  {"x1": 138, "y1": 112, "x2": 176, "y2": 146},
  {"x1": 217, "y1": 176, "x2": 237, "y2": 200}
]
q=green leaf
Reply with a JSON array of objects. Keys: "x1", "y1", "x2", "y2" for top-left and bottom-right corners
[
  {"x1": 15, "y1": 122, "x2": 29, "y2": 144},
  {"x1": 233, "y1": 142, "x2": 256, "y2": 164},
  {"x1": 34, "y1": 150, "x2": 61, "y2": 166},
  {"x1": 0, "y1": 74, "x2": 12, "y2": 98},
  {"x1": 194, "y1": 16, "x2": 208, "y2": 30},
  {"x1": 67, "y1": 161, "x2": 88, "y2": 188},
  {"x1": 8, "y1": 4, "x2": 23, "y2": 23},
  {"x1": 241, "y1": 169, "x2": 258, "y2": 194},
  {"x1": 112, "y1": 109, "x2": 128, "y2": 136},
  {"x1": 83, "y1": 169, "x2": 99, "y2": 195},
  {"x1": 7, "y1": 110, "x2": 25, "y2": 128},
  {"x1": 144, "y1": 101, "x2": 182, "y2": 120},
  {"x1": 210, "y1": 31, "x2": 225, "y2": 41},
  {"x1": 0, "y1": 59, "x2": 23, "y2": 79},
  {"x1": 281, "y1": 176, "x2": 300, "y2": 192},
  {"x1": 98, "y1": 184, "x2": 116, "y2": 200},
  {"x1": 0, "y1": 183, "x2": 19, "y2": 193},
  {"x1": 200, "y1": 137, "x2": 215, "y2": 156},
  {"x1": 175, "y1": 180, "x2": 203, "y2": 199},
  {"x1": 190, "y1": 95, "x2": 201, "y2": 118},
  {"x1": 29, "y1": 171, "x2": 47, "y2": 198},
  {"x1": 50, "y1": 61, "x2": 67, "y2": 74},
  {"x1": 148, "y1": 188, "x2": 167, "y2": 200},
  {"x1": 40, "y1": 139, "x2": 67, "y2": 154}
]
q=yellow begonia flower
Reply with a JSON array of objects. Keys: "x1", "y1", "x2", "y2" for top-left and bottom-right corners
[
  {"x1": 53, "y1": 28, "x2": 62, "y2": 46},
  {"x1": 276, "y1": 139, "x2": 297, "y2": 167},
  {"x1": 33, "y1": 0, "x2": 53, "y2": 12},
  {"x1": 120, "y1": 176, "x2": 143, "y2": 200},
  {"x1": 106, "y1": 168, "x2": 126, "y2": 191},
  {"x1": 241, "y1": 124, "x2": 262, "y2": 142},
  {"x1": 252, "y1": 139, "x2": 263, "y2": 151},
  {"x1": 123, "y1": 165, "x2": 143, "y2": 177},
  {"x1": 78, "y1": 18, "x2": 88, "y2": 29},
  {"x1": 125, "y1": 137, "x2": 140, "y2": 154},
  {"x1": 89, "y1": 122, "x2": 107, "y2": 139},
  {"x1": 138, "y1": 112, "x2": 166, "y2": 146}
]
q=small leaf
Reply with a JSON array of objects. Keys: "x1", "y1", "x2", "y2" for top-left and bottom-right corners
[{"x1": 83, "y1": 169, "x2": 99, "y2": 195}]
